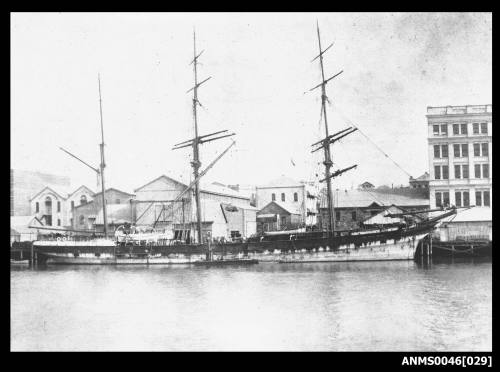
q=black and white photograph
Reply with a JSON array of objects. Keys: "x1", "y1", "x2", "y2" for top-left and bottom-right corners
[{"x1": 10, "y1": 12, "x2": 492, "y2": 354}]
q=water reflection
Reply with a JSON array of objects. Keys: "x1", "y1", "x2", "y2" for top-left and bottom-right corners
[{"x1": 11, "y1": 258, "x2": 491, "y2": 351}]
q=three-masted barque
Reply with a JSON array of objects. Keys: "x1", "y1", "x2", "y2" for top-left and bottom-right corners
[{"x1": 34, "y1": 25, "x2": 456, "y2": 265}]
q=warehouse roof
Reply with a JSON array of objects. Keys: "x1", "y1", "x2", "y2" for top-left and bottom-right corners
[
  {"x1": 134, "y1": 174, "x2": 250, "y2": 200},
  {"x1": 318, "y1": 188, "x2": 429, "y2": 209}
]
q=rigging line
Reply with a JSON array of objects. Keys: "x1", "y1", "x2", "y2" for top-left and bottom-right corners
[
  {"x1": 362, "y1": 187, "x2": 387, "y2": 207},
  {"x1": 332, "y1": 106, "x2": 413, "y2": 178}
]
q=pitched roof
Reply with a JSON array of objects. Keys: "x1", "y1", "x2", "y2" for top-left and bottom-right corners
[
  {"x1": 258, "y1": 201, "x2": 302, "y2": 215},
  {"x1": 134, "y1": 175, "x2": 249, "y2": 200},
  {"x1": 134, "y1": 174, "x2": 187, "y2": 192},
  {"x1": 93, "y1": 188, "x2": 135, "y2": 197},
  {"x1": 319, "y1": 188, "x2": 429, "y2": 209},
  {"x1": 410, "y1": 172, "x2": 430, "y2": 182},
  {"x1": 68, "y1": 185, "x2": 94, "y2": 198},
  {"x1": 200, "y1": 182, "x2": 249, "y2": 200},
  {"x1": 362, "y1": 205, "x2": 406, "y2": 225},
  {"x1": 11, "y1": 215, "x2": 44, "y2": 234},
  {"x1": 30, "y1": 186, "x2": 68, "y2": 201}
]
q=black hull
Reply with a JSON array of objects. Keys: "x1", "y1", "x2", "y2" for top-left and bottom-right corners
[{"x1": 34, "y1": 222, "x2": 437, "y2": 263}]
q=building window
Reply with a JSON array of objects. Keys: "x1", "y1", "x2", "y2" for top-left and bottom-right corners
[
  {"x1": 57, "y1": 201, "x2": 61, "y2": 212},
  {"x1": 460, "y1": 123, "x2": 468, "y2": 135},
  {"x1": 461, "y1": 144, "x2": 468, "y2": 157},
  {"x1": 453, "y1": 124, "x2": 467, "y2": 135},
  {"x1": 281, "y1": 216, "x2": 286, "y2": 227},
  {"x1": 455, "y1": 190, "x2": 470, "y2": 207},
  {"x1": 474, "y1": 163, "x2": 489, "y2": 178},
  {"x1": 271, "y1": 193, "x2": 276, "y2": 201},
  {"x1": 433, "y1": 124, "x2": 447, "y2": 136},
  {"x1": 71, "y1": 201, "x2": 75, "y2": 209},
  {"x1": 473, "y1": 143, "x2": 489, "y2": 157},
  {"x1": 454, "y1": 164, "x2": 469, "y2": 179},
  {"x1": 453, "y1": 144, "x2": 469, "y2": 158},
  {"x1": 474, "y1": 164, "x2": 481, "y2": 178},
  {"x1": 482, "y1": 164, "x2": 489, "y2": 178},
  {"x1": 473, "y1": 123, "x2": 479, "y2": 134},
  {"x1": 70, "y1": 218, "x2": 73, "y2": 226},
  {"x1": 293, "y1": 192, "x2": 298, "y2": 202},
  {"x1": 335, "y1": 211, "x2": 340, "y2": 221},
  {"x1": 115, "y1": 199, "x2": 120, "y2": 204},
  {"x1": 351, "y1": 211, "x2": 356, "y2": 221},
  {"x1": 79, "y1": 215, "x2": 85, "y2": 225},
  {"x1": 476, "y1": 191, "x2": 482, "y2": 206},
  {"x1": 462, "y1": 165, "x2": 469, "y2": 179},
  {"x1": 484, "y1": 190, "x2": 490, "y2": 207},
  {"x1": 45, "y1": 196, "x2": 52, "y2": 215},
  {"x1": 80, "y1": 195, "x2": 87, "y2": 205},
  {"x1": 434, "y1": 145, "x2": 440, "y2": 158},
  {"x1": 436, "y1": 191, "x2": 450, "y2": 207},
  {"x1": 480, "y1": 122, "x2": 488, "y2": 134},
  {"x1": 281, "y1": 193, "x2": 285, "y2": 202},
  {"x1": 57, "y1": 219, "x2": 61, "y2": 226},
  {"x1": 433, "y1": 144, "x2": 448, "y2": 158},
  {"x1": 481, "y1": 143, "x2": 489, "y2": 157},
  {"x1": 435, "y1": 166, "x2": 441, "y2": 180},
  {"x1": 473, "y1": 143, "x2": 480, "y2": 156},
  {"x1": 36, "y1": 202, "x2": 39, "y2": 213},
  {"x1": 434, "y1": 165, "x2": 448, "y2": 180}
]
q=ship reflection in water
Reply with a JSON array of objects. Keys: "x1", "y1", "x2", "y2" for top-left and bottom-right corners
[{"x1": 11, "y1": 258, "x2": 491, "y2": 351}]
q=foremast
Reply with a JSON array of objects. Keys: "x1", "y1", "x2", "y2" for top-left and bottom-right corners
[{"x1": 98, "y1": 74, "x2": 108, "y2": 239}]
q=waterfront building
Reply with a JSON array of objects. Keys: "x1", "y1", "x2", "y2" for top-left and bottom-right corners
[
  {"x1": 256, "y1": 201, "x2": 303, "y2": 233},
  {"x1": 10, "y1": 169, "x2": 70, "y2": 216},
  {"x1": 318, "y1": 187, "x2": 429, "y2": 230},
  {"x1": 409, "y1": 172, "x2": 430, "y2": 190},
  {"x1": 255, "y1": 176, "x2": 318, "y2": 228},
  {"x1": 10, "y1": 215, "x2": 44, "y2": 244},
  {"x1": 427, "y1": 104, "x2": 492, "y2": 209},
  {"x1": 358, "y1": 181, "x2": 375, "y2": 190},
  {"x1": 72, "y1": 188, "x2": 135, "y2": 231},
  {"x1": 133, "y1": 175, "x2": 257, "y2": 242},
  {"x1": 30, "y1": 185, "x2": 94, "y2": 227},
  {"x1": 427, "y1": 104, "x2": 492, "y2": 242}
]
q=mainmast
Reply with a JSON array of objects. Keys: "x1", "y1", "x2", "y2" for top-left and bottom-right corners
[
  {"x1": 191, "y1": 31, "x2": 203, "y2": 245},
  {"x1": 98, "y1": 74, "x2": 108, "y2": 239},
  {"x1": 173, "y1": 30, "x2": 235, "y2": 244},
  {"x1": 309, "y1": 22, "x2": 357, "y2": 237}
]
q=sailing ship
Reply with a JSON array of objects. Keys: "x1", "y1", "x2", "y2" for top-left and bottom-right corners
[{"x1": 34, "y1": 25, "x2": 456, "y2": 265}]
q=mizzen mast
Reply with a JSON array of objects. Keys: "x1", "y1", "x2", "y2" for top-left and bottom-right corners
[{"x1": 309, "y1": 22, "x2": 357, "y2": 237}]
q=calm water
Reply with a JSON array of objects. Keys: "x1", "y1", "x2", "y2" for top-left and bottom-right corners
[{"x1": 11, "y1": 258, "x2": 491, "y2": 351}]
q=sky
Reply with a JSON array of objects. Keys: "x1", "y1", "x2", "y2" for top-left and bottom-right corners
[{"x1": 11, "y1": 12, "x2": 492, "y2": 194}]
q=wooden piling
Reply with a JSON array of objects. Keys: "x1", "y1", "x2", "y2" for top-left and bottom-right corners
[{"x1": 429, "y1": 230, "x2": 433, "y2": 257}]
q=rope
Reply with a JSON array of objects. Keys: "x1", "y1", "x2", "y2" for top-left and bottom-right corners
[{"x1": 334, "y1": 107, "x2": 413, "y2": 178}]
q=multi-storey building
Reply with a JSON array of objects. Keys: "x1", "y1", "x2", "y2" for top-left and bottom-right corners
[
  {"x1": 255, "y1": 176, "x2": 318, "y2": 228},
  {"x1": 427, "y1": 104, "x2": 492, "y2": 209},
  {"x1": 31, "y1": 185, "x2": 95, "y2": 227}
]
